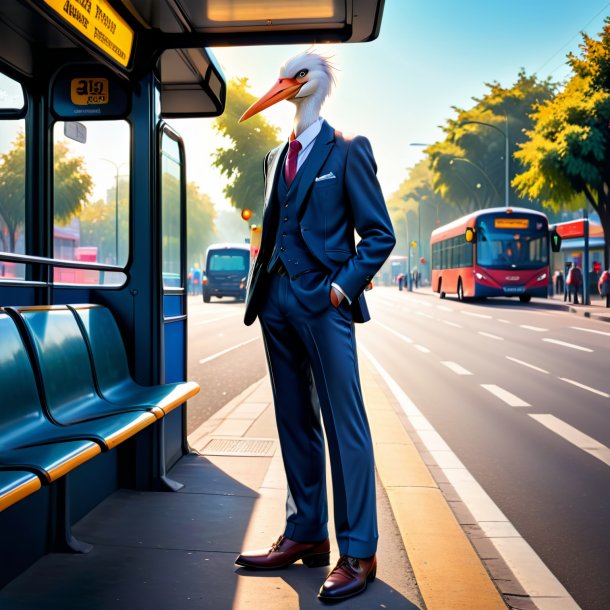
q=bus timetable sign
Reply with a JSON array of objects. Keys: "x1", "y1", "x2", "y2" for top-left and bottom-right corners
[
  {"x1": 71, "y1": 78, "x2": 108, "y2": 105},
  {"x1": 42, "y1": 0, "x2": 134, "y2": 68}
]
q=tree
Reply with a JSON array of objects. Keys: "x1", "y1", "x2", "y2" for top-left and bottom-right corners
[
  {"x1": 514, "y1": 19, "x2": 610, "y2": 267},
  {"x1": 186, "y1": 182, "x2": 217, "y2": 268},
  {"x1": 0, "y1": 131, "x2": 92, "y2": 252},
  {"x1": 428, "y1": 71, "x2": 557, "y2": 215},
  {"x1": 212, "y1": 77, "x2": 282, "y2": 223}
]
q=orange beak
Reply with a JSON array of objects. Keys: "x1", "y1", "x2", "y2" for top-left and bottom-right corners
[{"x1": 239, "y1": 78, "x2": 302, "y2": 122}]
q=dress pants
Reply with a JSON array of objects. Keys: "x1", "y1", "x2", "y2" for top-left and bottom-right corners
[{"x1": 258, "y1": 271, "x2": 378, "y2": 559}]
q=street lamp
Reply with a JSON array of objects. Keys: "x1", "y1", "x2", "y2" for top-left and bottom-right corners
[
  {"x1": 448, "y1": 157, "x2": 502, "y2": 204},
  {"x1": 458, "y1": 116, "x2": 510, "y2": 207},
  {"x1": 100, "y1": 158, "x2": 127, "y2": 265}
]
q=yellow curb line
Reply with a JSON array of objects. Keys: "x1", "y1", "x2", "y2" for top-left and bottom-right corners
[{"x1": 360, "y1": 355, "x2": 507, "y2": 610}]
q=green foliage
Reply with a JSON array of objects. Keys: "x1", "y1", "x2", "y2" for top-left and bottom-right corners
[
  {"x1": 514, "y1": 18, "x2": 610, "y2": 264},
  {"x1": 429, "y1": 70, "x2": 557, "y2": 214},
  {"x1": 0, "y1": 131, "x2": 92, "y2": 252},
  {"x1": 186, "y1": 181, "x2": 217, "y2": 268},
  {"x1": 212, "y1": 77, "x2": 282, "y2": 224}
]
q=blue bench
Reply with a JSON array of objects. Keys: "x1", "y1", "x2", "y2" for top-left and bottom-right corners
[{"x1": 1, "y1": 304, "x2": 199, "y2": 520}]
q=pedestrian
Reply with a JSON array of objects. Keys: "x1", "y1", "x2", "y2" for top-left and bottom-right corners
[
  {"x1": 235, "y1": 51, "x2": 395, "y2": 602},
  {"x1": 598, "y1": 269, "x2": 610, "y2": 307},
  {"x1": 570, "y1": 264, "x2": 582, "y2": 304},
  {"x1": 555, "y1": 270, "x2": 564, "y2": 295}
]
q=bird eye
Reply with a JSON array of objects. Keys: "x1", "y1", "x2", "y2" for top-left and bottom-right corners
[{"x1": 295, "y1": 69, "x2": 309, "y2": 79}]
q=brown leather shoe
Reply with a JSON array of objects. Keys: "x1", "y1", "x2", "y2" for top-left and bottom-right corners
[
  {"x1": 235, "y1": 535, "x2": 330, "y2": 570},
  {"x1": 318, "y1": 554, "x2": 377, "y2": 601}
]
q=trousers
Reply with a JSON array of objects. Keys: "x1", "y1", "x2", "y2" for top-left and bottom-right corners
[{"x1": 258, "y1": 271, "x2": 378, "y2": 558}]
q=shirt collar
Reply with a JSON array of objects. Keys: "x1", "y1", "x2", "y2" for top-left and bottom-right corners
[{"x1": 291, "y1": 117, "x2": 323, "y2": 151}]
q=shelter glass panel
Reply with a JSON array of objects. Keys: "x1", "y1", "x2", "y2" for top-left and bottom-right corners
[{"x1": 53, "y1": 120, "x2": 130, "y2": 285}]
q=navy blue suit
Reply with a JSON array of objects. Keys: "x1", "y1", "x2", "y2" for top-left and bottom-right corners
[{"x1": 244, "y1": 120, "x2": 395, "y2": 558}]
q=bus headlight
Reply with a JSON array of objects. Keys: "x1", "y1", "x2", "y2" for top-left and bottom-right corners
[
  {"x1": 475, "y1": 272, "x2": 487, "y2": 280},
  {"x1": 536, "y1": 273, "x2": 547, "y2": 282}
]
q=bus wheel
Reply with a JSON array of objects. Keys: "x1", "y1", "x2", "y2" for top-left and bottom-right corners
[
  {"x1": 519, "y1": 295, "x2": 531, "y2": 303},
  {"x1": 457, "y1": 280, "x2": 464, "y2": 302},
  {"x1": 439, "y1": 280, "x2": 446, "y2": 299}
]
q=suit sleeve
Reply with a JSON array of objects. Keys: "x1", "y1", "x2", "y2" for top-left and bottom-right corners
[{"x1": 332, "y1": 136, "x2": 396, "y2": 301}]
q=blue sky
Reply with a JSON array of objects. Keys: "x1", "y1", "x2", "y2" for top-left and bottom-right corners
[{"x1": 169, "y1": 0, "x2": 610, "y2": 210}]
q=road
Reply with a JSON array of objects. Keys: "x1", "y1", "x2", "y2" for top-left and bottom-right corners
[{"x1": 186, "y1": 288, "x2": 610, "y2": 610}]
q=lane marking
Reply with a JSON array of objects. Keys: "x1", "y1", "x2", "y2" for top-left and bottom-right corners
[
  {"x1": 481, "y1": 384, "x2": 530, "y2": 407},
  {"x1": 505, "y1": 356, "x2": 549, "y2": 375},
  {"x1": 559, "y1": 378, "x2": 610, "y2": 398},
  {"x1": 195, "y1": 313, "x2": 241, "y2": 326},
  {"x1": 529, "y1": 414, "x2": 610, "y2": 467},
  {"x1": 416, "y1": 311, "x2": 435, "y2": 319},
  {"x1": 359, "y1": 345, "x2": 579, "y2": 609},
  {"x1": 498, "y1": 319, "x2": 511, "y2": 324},
  {"x1": 198, "y1": 336, "x2": 260, "y2": 365},
  {"x1": 461, "y1": 311, "x2": 493, "y2": 319},
  {"x1": 570, "y1": 326, "x2": 610, "y2": 337},
  {"x1": 478, "y1": 331, "x2": 503, "y2": 341},
  {"x1": 520, "y1": 325, "x2": 547, "y2": 332},
  {"x1": 415, "y1": 345, "x2": 431, "y2": 353},
  {"x1": 436, "y1": 305, "x2": 452, "y2": 312},
  {"x1": 443, "y1": 320, "x2": 463, "y2": 328},
  {"x1": 442, "y1": 361, "x2": 473, "y2": 375},
  {"x1": 542, "y1": 338, "x2": 593, "y2": 352},
  {"x1": 374, "y1": 320, "x2": 414, "y2": 344}
]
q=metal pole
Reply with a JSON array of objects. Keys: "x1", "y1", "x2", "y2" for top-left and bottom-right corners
[
  {"x1": 115, "y1": 169, "x2": 119, "y2": 265},
  {"x1": 583, "y1": 207, "x2": 590, "y2": 305},
  {"x1": 504, "y1": 115, "x2": 510, "y2": 208},
  {"x1": 406, "y1": 213, "x2": 412, "y2": 291}
]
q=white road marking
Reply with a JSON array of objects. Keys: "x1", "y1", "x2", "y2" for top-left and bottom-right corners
[
  {"x1": 559, "y1": 378, "x2": 610, "y2": 398},
  {"x1": 442, "y1": 361, "x2": 473, "y2": 375},
  {"x1": 374, "y1": 320, "x2": 414, "y2": 344},
  {"x1": 359, "y1": 345, "x2": 579, "y2": 609},
  {"x1": 481, "y1": 384, "x2": 530, "y2": 407},
  {"x1": 414, "y1": 345, "x2": 431, "y2": 353},
  {"x1": 520, "y1": 325, "x2": 547, "y2": 332},
  {"x1": 416, "y1": 311, "x2": 435, "y2": 319},
  {"x1": 570, "y1": 326, "x2": 610, "y2": 337},
  {"x1": 436, "y1": 305, "x2": 452, "y2": 311},
  {"x1": 478, "y1": 331, "x2": 504, "y2": 341},
  {"x1": 442, "y1": 320, "x2": 463, "y2": 328},
  {"x1": 199, "y1": 336, "x2": 260, "y2": 365},
  {"x1": 461, "y1": 311, "x2": 493, "y2": 319},
  {"x1": 195, "y1": 313, "x2": 241, "y2": 326},
  {"x1": 505, "y1": 356, "x2": 549, "y2": 374},
  {"x1": 542, "y1": 338, "x2": 593, "y2": 352},
  {"x1": 498, "y1": 319, "x2": 511, "y2": 324},
  {"x1": 529, "y1": 414, "x2": 610, "y2": 467}
]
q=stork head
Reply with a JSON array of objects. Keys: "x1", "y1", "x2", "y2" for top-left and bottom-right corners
[{"x1": 239, "y1": 50, "x2": 335, "y2": 134}]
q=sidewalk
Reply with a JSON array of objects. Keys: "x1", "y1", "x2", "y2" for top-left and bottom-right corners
[{"x1": 186, "y1": 355, "x2": 509, "y2": 610}]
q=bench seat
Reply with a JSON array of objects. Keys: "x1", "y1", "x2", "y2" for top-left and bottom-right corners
[
  {"x1": 10, "y1": 306, "x2": 163, "y2": 431},
  {"x1": 69, "y1": 304, "x2": 199, "y2": 414},
  {"x1": 0, "y1": 470, "x2": 42, "y2": 513}
]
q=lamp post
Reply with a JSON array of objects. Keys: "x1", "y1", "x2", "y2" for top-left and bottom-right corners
[
  {"x1": 100, "y1": 158, "x2": 127, "y2": 265},
  {"x1": 449, "y1": 157, "x2": 502, "y2": 205},
  {"x1": 459, "y1": 116, "x2": 510, "y2": 207}
]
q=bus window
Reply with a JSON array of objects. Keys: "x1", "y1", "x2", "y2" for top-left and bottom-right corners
[
  {"x1": 161, "y1": 131, "x2": 183, "y2": 290},
  {"x1": 53, "y1": 120, "x2": 130, "y2": 284},
  {"x1": 0, "y1": 72, "x2": 26, "y2": 280}
]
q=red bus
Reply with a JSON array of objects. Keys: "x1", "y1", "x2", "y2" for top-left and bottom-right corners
[{"x1": 431, "y1": 207, "x2": 550, "y2": 303}]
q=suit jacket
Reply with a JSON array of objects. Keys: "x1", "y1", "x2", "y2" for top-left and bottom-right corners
[{"x1": 244, "y1": 120, "x2": 395, "y2": 326}]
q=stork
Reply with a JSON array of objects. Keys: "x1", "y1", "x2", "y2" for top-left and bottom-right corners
[{"x1": 239, "y1": 50, "x2": 335, "y2": 137}]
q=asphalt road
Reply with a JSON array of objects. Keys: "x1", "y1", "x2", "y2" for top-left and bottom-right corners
[{"x1": 186, "y1": 287, "x2": 610, "y2": 610}]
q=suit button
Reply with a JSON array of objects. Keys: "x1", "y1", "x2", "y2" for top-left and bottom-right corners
[
  {"x1": 284, "y1": 204, "x2": 289, "y2": 208},
  {"x1": 283, "y1": 217, "x2": 288, "y2": 222},
  {"x1": 280, "y1": 246, "x2": 286, "y2": 252},
  {"x1": 282, "y1": 232, "x2": 286, "y2": 237}
]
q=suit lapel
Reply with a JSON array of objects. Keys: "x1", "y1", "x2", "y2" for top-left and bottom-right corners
[
  {"x1": 294, "y1": 121, "x2": 335, "y2": 216},
  {"x1": 261, "y1": 143, "x2": 287, "y2": 237}
]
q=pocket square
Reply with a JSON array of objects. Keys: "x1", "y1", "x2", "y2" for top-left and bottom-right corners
[{"x1": 315, "y1": 172, "x2": 336, "y2": 182}]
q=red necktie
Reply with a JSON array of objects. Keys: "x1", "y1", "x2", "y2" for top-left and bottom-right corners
[{"x1": 285, "y1": 139, "x2": 302, "y2": 186}]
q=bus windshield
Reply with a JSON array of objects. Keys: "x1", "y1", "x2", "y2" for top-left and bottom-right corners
[{"x1": 476, "y1": 214, "x2": 548, "y2": 270}]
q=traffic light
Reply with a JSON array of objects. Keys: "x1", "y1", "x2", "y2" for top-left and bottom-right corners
[
  {"x1": 241, "y1": 208, "x2": 252, "y2": 221},
  {"x1": 550, "y1": 229, "x2": 562, "y2": 252}
]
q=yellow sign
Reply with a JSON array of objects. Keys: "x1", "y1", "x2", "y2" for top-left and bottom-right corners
[
  {"x1": 43, "y1": 0, "x2": 133, "y2": 67},
  {"x1": 71, "y1": 77, "x2": 108, "y2": 105},
  {"x1": 495, "y1": 218, "x2": 529, "y2": 229}
]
